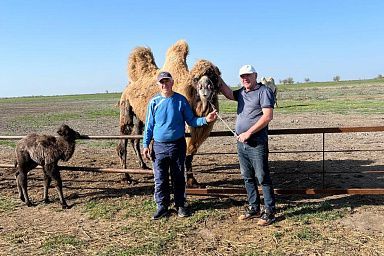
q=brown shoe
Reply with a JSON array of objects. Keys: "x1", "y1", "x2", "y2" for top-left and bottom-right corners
[
  {"x1": 257, "y1": 211, "x2": 276, "y2": 226},
  {"x1": 238, "y1": 206, "x2": 261, "y2": 220}
]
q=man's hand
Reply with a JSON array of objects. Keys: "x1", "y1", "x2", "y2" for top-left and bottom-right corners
[
  {"x1": 237, "y1": 131, "x2": 252, "y2": 143},
  {"x1": 142, "y1": 147, "x2": 151, "y2": 160},
  {"x1": 205, "y1": 110, "x2": 218, "y2": 123}
]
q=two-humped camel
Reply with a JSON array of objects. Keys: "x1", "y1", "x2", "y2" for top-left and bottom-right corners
[{"x1": 117, "y1": 40, "x2": 222, "y2": 187}]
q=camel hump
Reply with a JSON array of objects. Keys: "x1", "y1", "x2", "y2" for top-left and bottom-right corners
[
  {"x1": 165, "y1": 39, "x2": 189, "y2": 63},
  {"x1": 128, "y1": 46, "x2": 158, "y2": 82},
  {"x1": 163, "y1": 39, "x2": 190, "y2": 83}
]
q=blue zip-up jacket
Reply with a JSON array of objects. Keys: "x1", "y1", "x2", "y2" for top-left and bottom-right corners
[{"x1": 142, "y1": 92, "x2": 207, "y2": 148}]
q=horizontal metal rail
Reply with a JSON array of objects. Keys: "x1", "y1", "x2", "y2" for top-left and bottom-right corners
[
  {"x1": 186, "y1": 188, "x2": 384, "y2": 195},
  {"x1": 1, "y1": 126, "x2": 383, "y2": 140},
  {"x1": 0, "y1": 164, "x2": 152, "y2": 174},
  {"x1": 2, "y1": 164, "x2": 382, "y2": 175}
]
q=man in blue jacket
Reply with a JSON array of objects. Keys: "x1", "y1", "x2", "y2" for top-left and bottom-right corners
[{"x1": 142, "y1": 71, "x2": 217, "y2": 220}]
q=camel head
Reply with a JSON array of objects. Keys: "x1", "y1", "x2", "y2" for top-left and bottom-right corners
[
  {"x1": 195, "y1": 76, "x2": 214, "y2": 99},
  {"x1": 190, "y1": 60, "x2": 221, "y2": 112},
  {"x1": 261, "y1": 77, "x2": 275, "y2": 87},
  {"x1": 57, "y1": 124, "x2": 81, "y2": 141},
  {"x1": 261, "y1": 76, "x2": 277, "y2": 95}
]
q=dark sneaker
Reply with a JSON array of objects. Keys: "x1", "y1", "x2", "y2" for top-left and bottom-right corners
[
  {"x1": 257, "y1": 211, "x2": 276, "y2": 226},
  {"x1": 177, "y1": 206, "x2": 190, "y2": 218},
  {"x1": 238, "y1": 206, "x2": 261, "y2": 220},
  {"x1": 152, "y1": 207, "x2": 168, "y2": 220}
]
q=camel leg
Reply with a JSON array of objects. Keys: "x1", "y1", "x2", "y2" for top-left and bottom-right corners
[
  {"x1": 43, "y1": 173, "x2": 52, "y2": 203},
  {"x1": 117, "y1": 139, "x2": 128, "y2": 169},
  {"x1": 47, "y1": 164, "x2": 69, "y2": 209},
  {"x1": 132, "y1": 119, "x2": 149, "y2": 169},
  {"x1": 117, "y1": 139, "x2": 133, "y2": 183},
  {"x1": 16, "y1": 170, "x2": 32, "y2": 207},
  {"x1": 15, "y1": 170, "x2": 25, "y2": 202},
  {"x1": 132, "y1": 138, "x2": 149, "y2": 169},
  {"x1": 186, "y1": 154, "x2": 199, "y2": 188}
]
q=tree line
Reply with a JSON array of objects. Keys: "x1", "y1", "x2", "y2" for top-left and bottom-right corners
[{"x1": 278, "y1": 74, "x2": 383, "y2": 85}]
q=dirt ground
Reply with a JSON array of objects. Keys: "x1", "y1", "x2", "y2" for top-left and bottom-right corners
[{"x1": 0, "y1": 99, "x2": 383, "y2": 255}]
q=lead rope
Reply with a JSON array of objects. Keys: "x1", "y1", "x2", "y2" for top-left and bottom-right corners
[{"x1": 208, "y1": 99, "x2": 238, "y2": 138}]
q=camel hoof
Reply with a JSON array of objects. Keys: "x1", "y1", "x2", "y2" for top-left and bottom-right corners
[
  {"x1": 62, "y1": 204, "x2": 72, "y2": 209},
  {"x1": 186, "y1": 177, "x2": 200, "y2": 188},
  {"x1": 141, "y1": 164, "x2": 151, "y2": 170},
  {"x1": 121, "y1": 177, "x2": 133, "y2": 185},
  {"x1": 122, "y1": 173, "x2": 133, "y2": 184},
  {"x1": 44, "y1": 199, "x2": 52, "y2": 204}
]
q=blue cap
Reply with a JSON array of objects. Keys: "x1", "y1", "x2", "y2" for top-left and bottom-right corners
[{"x1": 157, "y1": 71, "x2": 173, "y2": 82}]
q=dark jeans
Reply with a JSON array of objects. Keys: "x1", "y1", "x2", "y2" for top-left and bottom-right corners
[
  {"x1": 152, "y1": 138, "x2": 186, "y2": 209},
  {"x1": 237, "y1": 140, "x2": 276, "y2": 213}
]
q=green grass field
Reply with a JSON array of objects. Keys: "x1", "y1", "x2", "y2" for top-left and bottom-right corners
[{"x1": 1, "y1": 79, "x2": 382, "y2": 120}]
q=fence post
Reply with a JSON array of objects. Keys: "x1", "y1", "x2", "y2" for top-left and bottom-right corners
[{"x1": 322, "y1": 132, "x2": 325, "y2": 189}]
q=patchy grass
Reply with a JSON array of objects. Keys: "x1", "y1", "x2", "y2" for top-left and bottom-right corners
[
  {"x1": 0, "y1": 196, "x2": 18, "y2": 213},
  {"x1": 294, "y1": 227, "x2": 323, "y2": 241},
  {"x1": 41, "y1": 234, "x2": 84, "y2": 253},
  {"x1": 123, "y1": 198, "x2": 155, "y2": 218},
  {"x1": 285, "y1": 201, "x2": 348, "y2": 223},
  {"x1": 0, "y1": 140, "x2": 16, "y2": 148},
  {"x1": 11, "y1": 107, "x2": 119, "y2": 129},
  {"x1": 219, "y1": 99, "x2": 237, "y2": 113},
  {"x1": 98, "y1": 229, "x2": 177, "y2": 256},
  {"x1": 5, "y1": 230, "x2": 28, "y2": 245},
  {"x1": 83, "y1": 199, "x2": 126, "y2": 219},
  {"x1": 86, "y1": 107, "x2": 119, "y2": 118},
  {"x1": 11, "y1": 112, "x2": 82, "y2": 129}
]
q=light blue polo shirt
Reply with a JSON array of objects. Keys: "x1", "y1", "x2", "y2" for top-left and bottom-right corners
[{"x1": 233, "y1": 83, "x2": 275, "y2": 144}]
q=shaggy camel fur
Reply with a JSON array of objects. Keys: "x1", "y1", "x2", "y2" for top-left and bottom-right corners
[
  {"x1": 15, "y1": 124, "x2": 80, "y2": 209},
  {"x1": 262, "y1": 77, "x2": 278, "y2": 107},
  {"x1": 117, "y1": 40, "x2": 221, "y2": 186}
]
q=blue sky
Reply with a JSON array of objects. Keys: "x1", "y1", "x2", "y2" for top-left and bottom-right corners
[{"x1": 1, "y1": 0, "x2": 383, "y2": 98}]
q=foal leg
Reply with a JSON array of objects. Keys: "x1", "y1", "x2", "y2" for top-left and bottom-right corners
[
  {"x1": 43, "y1": 172, "x2": 52, "y2": 203},
  {"x1": 47, "y1": 164, "x2": 69, "y2": 209},
  {"x1": 16, "y1": 170, "x2": 33, "y2": 207},
  {"x1": 15, "y1": 170, "x2": 24, "y2": 202}
]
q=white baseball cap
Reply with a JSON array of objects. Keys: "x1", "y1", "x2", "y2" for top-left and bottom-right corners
[{"x1": 239, "y1": 64, "x2": 256, "y2": 76}]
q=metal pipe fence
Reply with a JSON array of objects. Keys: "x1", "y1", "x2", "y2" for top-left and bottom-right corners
[{"x1": 1, "y1": 126, "x2": 383, "y2": 195}]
